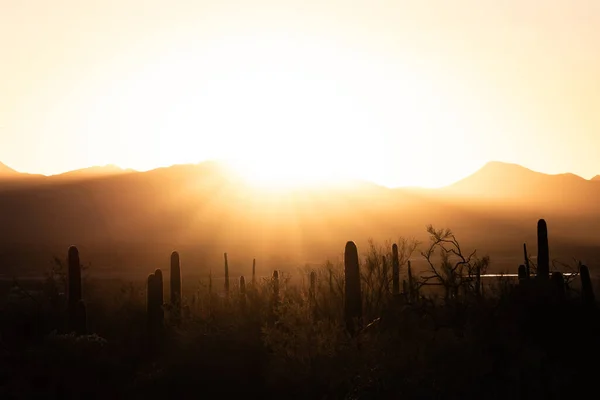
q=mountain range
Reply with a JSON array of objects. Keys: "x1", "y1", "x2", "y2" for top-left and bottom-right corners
[{"x1": 0, "y1": 160, "x2": 599, "y2": 277}]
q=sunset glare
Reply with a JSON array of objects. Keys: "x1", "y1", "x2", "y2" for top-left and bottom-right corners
[{"x1": 2, "y1": 1, "x2": 600, "y2": 188}]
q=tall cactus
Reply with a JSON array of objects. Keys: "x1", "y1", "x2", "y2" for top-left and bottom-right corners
[
  {"x1": 392, "y1": 243, "x2": 400, "y2": 296},
  {"x1": 344, "y1": 241, "x2": 362, "y2": 334},
  {"x1": 252, "y1": 258, "x2": 256, "y2": 286},
  {"x1": 580, "y1": 264, "x2": 595, "y2": 305},
  {"x1": 224, "y1": 253, "x2": 230, "y2": 296},
  {"x1": 518, "y1": 265, "x2": 527, "y2": 281},
  {"x1": 170, "y1": 251, "x2": 181, "y2": 322},
  {"x1": 67, "y1": 246, "x2": 86, "y2": 334},
  {"x1": 537, "y1": 219, "x2": 549, "y2": 280},
  {"x1": 154, "y1": 269, "x2": 164, "y2": 306},
  {"x1": 147, "y1": 272, "x2": 164, "y2": 338}
]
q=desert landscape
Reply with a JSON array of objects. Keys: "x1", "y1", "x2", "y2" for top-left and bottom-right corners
[{"x1": 2, "y1": 1, "x2": 600, "y2": 398}]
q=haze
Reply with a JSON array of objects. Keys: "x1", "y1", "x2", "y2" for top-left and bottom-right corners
[{"x1": 2, "y1": 0, "x2": 599, "y2": 188}]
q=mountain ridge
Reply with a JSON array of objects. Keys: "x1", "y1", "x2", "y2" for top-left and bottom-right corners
[{"x1": 1, "y1": 159, "x2": 598, "y2": 189}]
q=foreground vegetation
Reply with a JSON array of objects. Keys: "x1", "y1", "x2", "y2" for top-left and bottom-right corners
[{"x1": 0, "y1": 219, "x2": 598, "y2": 399}]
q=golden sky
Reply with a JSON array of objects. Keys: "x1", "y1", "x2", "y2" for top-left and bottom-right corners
[{"x1": 1, "y1": 0, "x2": 599, "y2": 187}]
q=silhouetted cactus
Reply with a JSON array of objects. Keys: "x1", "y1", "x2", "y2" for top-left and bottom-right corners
[
  {"x1": 147, "y1": 272, "x2": 164, "y2": 338},
  {"x1": 170, "y1": 251, "x2": 181, "y2": 322},
  {"x1": 523, "y1": 243, "x2": 530, "y2": 278},
  {"x1": 537, "y1": 219, "x2": 549, "y2": 280},
  {"x1": 67, "y1": 246, "x2": 86, "y2": 334},
  {"x1": 580, "y1": 264, "x2": 595, "y2": 305},
  {"x1": 252, "y1": 258, "x2": 256, "y2": 286},
  {"x1": 154, "y1": 269, "x2": 164, "y2": 306},
  {"x1": 518, "y1": 265, "x2": 527, "y2": 281},
  {"x1": 344, "y1": 241, "x2": 362, "y2": 334},
  {"x1": 224, "y1": 253, "x2": 230, "y2": 296},
  {"x1": 392, "y1": 243, "x2": 400, "y2": 296}
]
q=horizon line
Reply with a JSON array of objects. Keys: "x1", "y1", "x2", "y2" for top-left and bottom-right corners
[{"x1": 1, "y1": 159, "x2": 599, "y2": 189}]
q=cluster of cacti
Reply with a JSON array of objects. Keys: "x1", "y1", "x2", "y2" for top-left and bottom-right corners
[
  {"x1": 344, "y1": 241, "x2": 362, "y2": 334},
  {"x1": 57, "y1": 216, "x2": 596, "y2": 346},
  {"x1": 67, "y1": 246, "x2": 87, "y2": 334},
  {"x1": 518, "y1": 219, "x2": 595, "y2": 307}
]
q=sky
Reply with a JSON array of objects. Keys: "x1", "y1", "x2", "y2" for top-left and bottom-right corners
[{"x1": 1, "y1": 0, "x2": 599, "y2": 188}]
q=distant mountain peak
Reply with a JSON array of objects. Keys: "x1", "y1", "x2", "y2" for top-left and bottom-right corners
[
  {"x1": 55, "y1": 164, "x2": 135, "y2": 178},
  {"x1": 443, "y1": 160, "x2": 591, "y2": 199},
  {"x1": 592, "y1": 175, "x2": 600, "y2": 181},
  {"x1": 0, "y1": 162, "x2": 18, "y2": 175}
]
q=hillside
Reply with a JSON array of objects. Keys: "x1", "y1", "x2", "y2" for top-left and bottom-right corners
[
  {"x1": 0, "y1": 160, "x2": 599, "y2": 276},
  {"x1": 52, "y1": 165, "x2": 136, "y2": 180}
]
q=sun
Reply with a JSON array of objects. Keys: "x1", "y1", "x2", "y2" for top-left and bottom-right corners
[
  {"x1": 226, "y1": 156, "x2": 348, "y2": 190},
  {"x1": 71, "y1": 32, "x2": 488, "y2": 189}
]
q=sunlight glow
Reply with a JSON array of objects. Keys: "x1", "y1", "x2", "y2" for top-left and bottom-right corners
[{"x1": 26, "y1": 33, "x2": 488, "y2": 188}]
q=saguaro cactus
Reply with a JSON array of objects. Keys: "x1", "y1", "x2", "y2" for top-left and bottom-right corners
[
  {"x1": 154, "y1": 269, "x2": 164, "y2": 305},
  {"x1": 252, "y1": 258, "x2": 256, "y2": 286},
  {"x1": 224, "y1": 253, "x2": 230, "y2": 296},
  {"x1": 392, "y1": 243, "x2": 400, "y2": 296},
  {"x1": 580, "y1": 264, "x2": 595, "y2": 305},
  {"x1": 170, "y1": 251, "x2": 182, "y2": 320},
  {"x1": 147, "y1": 272, "x2": 164, "y2": 337},
  {"x1": 344, "y1": 241, "x2": 362, "y2": 334},
  {"x1": 518, "y1": 265, "x2": 527, "y2": 281},
  {"x1": 67, "y1": 246, "x2": 86, "y2": 334},
  {"x1": 537, "y1": 219, "x2": 549, "y2": 280}
]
